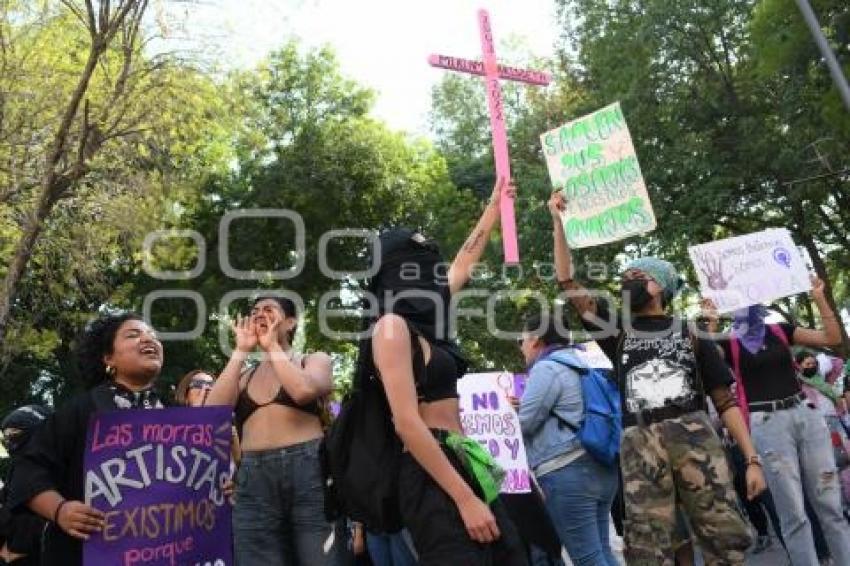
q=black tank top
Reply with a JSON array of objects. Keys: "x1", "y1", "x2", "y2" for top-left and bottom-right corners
[
  {"x1": 234, "y1": 356, "x2": 319, "y2": 437},
  {"x1": 416, "y1": 340, "x2": 460, "y2": 402}
]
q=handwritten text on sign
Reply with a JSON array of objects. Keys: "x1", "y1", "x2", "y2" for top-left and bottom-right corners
[
  {"x1": 541, "y1": 102, "x2": 656, "y2": 249},
  {"x1": 84, "y1": 407, "x2": 233, "y2": 566},
  {"x1": 458, "y1": 372, "x2": 531, "y2": 493},
  {"x1": 689, "y1": 228, "x2": 812, "y2": 313}
]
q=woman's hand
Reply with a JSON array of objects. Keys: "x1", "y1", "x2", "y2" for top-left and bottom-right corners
[
  {"x1": 256, "y1": 311, "x2": 283, "y2": 352},
  {"x1": 548, "y1": 190, "x2": 566, "y2": 220},
  {"x1": 352, "y1": 522, "x2": 366, "y2": 555},
  {"x1": 56, "y1": 501, "x2": 105, "y2": 540},
  {"x1": 488, "y1": 176, "x2": 516, "y2": 210},
  {"x1": 231, "y1": 314, "x2": 258, "y2": 354},
  {"x1": 221, "y1": 476, "x2": 236, "y2": 505},
  {"x1": 745, "y1": 464, "x2": 767, "y2": 500},
  {"x1": 456, "y1": 493, "x2": 500, "y2": 543},
  {"x1": 506, "y1": 395, "x2": 520, "y2": 412}
]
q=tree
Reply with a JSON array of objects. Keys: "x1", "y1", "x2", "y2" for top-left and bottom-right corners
[
  {"x1": 552, "y1": 0, "x2": 850, "y2": 349},
  {"x1": 1, "y1": 0, "x2": 154, "y2": 344},
  {"x1": 0, "y1": 1, "x2": 237, "y2": 405}
]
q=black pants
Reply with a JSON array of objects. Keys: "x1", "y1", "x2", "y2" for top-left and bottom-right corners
[{"x1": 398, "y1": 447, "x2": 528, "y2": 566}]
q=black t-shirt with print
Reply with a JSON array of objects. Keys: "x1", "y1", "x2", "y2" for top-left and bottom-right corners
[
  {"x1": 582, "y1": 299, "x2": 732, "y2": 416},
  {"x1": 717, "y1": 323, "x2": 798, "y2": 404}
]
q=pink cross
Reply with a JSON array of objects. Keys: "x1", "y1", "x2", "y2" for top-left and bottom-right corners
[{"x1": 429, "y1": 9, "x2": 551, "y2": 264}]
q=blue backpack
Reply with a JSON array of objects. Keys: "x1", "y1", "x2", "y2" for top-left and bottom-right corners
[{"x1": 540, "y1": 354, "x2": 622, "y2": 466}]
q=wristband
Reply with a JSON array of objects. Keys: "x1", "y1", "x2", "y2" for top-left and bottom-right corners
[
  {"x1": 746, "y1": 455, "x2": 763, "y2": 468},
  {"x1": 53, "y1": 499, "x2": 69, "y2": 524}
]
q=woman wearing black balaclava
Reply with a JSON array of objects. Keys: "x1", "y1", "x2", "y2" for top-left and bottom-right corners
[
  {"x1": 363, "y1": 177, "x2": 527, "y2": 566},
  {"x1": 0, "y1": 405, "x2": 51, "y2": 566}
]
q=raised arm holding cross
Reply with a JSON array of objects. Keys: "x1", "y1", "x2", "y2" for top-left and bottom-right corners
[{"x1": 429, "y1": 9, "x2": 551, "y2": 264}]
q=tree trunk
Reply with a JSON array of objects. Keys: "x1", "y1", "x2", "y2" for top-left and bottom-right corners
[
  {"x1": 0, "y1": 43, "x2": 102, "y2": 345},
  {"x1": 800, "y1": 233, "x2": 849, "y2": 356},
  {"x1": 0, "y1": 188, "x2": 55, "y2": 343}
]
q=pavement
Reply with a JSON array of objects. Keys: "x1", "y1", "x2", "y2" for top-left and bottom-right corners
[{"x1": 564, "y1": 527, "x2": 791, "y2": 565}]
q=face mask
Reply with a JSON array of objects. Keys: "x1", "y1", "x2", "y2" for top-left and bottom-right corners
[
  {"x1": 621, "y1": 279, "x2": 654, "y2": 313},
  {"x1": 801, "y1": 367, "x2": 818, "y2": 378}
]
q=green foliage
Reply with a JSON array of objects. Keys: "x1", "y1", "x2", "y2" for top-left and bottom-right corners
[
  {"x1": 549, "y1": 0, "x2": 850, "y2": 332},
  {"x1": 5, "y1": 0, "x2": 850, "y2": 418}
]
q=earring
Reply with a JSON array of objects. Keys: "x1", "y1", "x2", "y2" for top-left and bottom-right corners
[{"x1": 105, "y1": 365, "x2": 116, "y2": 377}]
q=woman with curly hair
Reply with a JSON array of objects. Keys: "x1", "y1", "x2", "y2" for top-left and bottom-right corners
[{"x1": 6, "y1": 312, "x2": 165, "y2": 566}]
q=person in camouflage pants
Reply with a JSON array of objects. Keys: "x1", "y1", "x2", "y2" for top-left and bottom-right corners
[
  {"x1": 621, "y1": 411, "x2": 753, "y2": 565},
  {"x1": 546, "y1": 192, "x2": 765, "y2": 564}
]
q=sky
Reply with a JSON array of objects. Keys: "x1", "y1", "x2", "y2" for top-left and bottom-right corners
[{"x1": 165, "y1": 0, "x2": 559, "y2": 135}]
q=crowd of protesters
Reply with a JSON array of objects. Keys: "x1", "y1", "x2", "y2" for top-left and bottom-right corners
[{"x1": 0, "y1": 183, "x2": 848, "y2": 566}]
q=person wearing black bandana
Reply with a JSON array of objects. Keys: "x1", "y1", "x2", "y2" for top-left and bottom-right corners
[
  {"x1": 0, "y1": 405, "x2": 51, "y2": 565},
  {"x1": 6, "y1": 313, "x2": 165, "y2": 566},
  {"x1": 547, "y1": 191, "x2": 765, "y2": 565},
  {"x1": 364, "y1": 177, "x2": 527, "y2": 566}
]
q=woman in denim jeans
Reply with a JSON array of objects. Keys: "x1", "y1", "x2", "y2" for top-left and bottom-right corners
[
  {"x1": 705, "y1": 288, "x2": 850, "y2": 566},
  {"x1": 516, "y1": 312, "x2": 620, "y2": 566},
  {"x1": 207, "y1": 296, "x2": 342, "y2": 566}
]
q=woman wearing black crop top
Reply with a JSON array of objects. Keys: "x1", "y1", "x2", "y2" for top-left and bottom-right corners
[
  {"x1": 705, "y1": 285, "x2": 850, "y2": 566},
  {"x1": 367, "y1": 178, "x2": 526, "y2": 566},
  {"x1": 206, "y1": 296, "x2": 342, "y2": 566}
]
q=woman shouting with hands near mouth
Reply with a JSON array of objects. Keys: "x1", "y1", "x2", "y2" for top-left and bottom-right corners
[{"x1": 206, "y1": 296, "x2": 342, "y2": 566}]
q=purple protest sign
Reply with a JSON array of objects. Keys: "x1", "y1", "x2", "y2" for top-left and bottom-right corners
[
  {"x1": 458, "y1": 372, "x2": 531, "y2": 494},
  {"x1": 83, "y1": 407, "x2": 233, "y2": 566}
]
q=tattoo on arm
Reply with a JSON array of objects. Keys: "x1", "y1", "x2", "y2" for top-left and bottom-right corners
[{"x1": 463, "y1": 230, "x2": 485, "y2": 254}]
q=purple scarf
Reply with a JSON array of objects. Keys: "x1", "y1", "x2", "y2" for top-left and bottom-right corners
[{"x1": 732, "y1": 305, "x2": 768, "y2": 355}]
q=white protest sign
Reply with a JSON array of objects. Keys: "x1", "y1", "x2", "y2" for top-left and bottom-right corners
[
  {"x1": 540, "y1": 101, "x2": 656, "y2": 248},
  {"x1": 458, "y1": 372, "x2": 531, "y2": 494},
  {"x1": 689, "y1": 228, "x2": 811, "y2": 313}
]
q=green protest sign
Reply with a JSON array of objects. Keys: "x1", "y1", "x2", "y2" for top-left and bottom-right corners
[{"x1": 540, "y1": 102, "x2": 656, "y2": 248}]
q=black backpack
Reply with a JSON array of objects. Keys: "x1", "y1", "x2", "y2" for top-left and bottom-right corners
[{"x1": 320, "y1": 321, "x2": 426, "y2": 533}]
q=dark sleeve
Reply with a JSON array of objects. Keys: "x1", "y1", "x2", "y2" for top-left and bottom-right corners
[
  {"x1": 696, "y1": 336, "x2": 733, "y2": 393},
  {"x1": 779, "y1": 323, "x2": 795, "y2": 345},
  {"x1": 580, "y1": 298, "x2": 621, "y2": 365},
  {"x1": 6, "y1": 395, "x2": 86, "y2": 510},
  {"x1": 5, "y1": 510, "x2": 47, "y2": 555}
]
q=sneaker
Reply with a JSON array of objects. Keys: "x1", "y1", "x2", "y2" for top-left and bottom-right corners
[{"x1": 752, "y1": 535, "x2": 771, "y2": 554}]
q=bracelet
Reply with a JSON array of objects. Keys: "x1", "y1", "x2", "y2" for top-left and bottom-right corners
[
  {"x1": 53, "y1": 499, "x2": 69, "y2": 524},
  {"x1": 746, "y1": 455, "x2": 763, "y2": 468}
]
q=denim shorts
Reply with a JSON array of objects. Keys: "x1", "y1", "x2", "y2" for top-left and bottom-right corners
[{"x1": 233, "y1": 438, "x2": 344, "y2": 566}]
